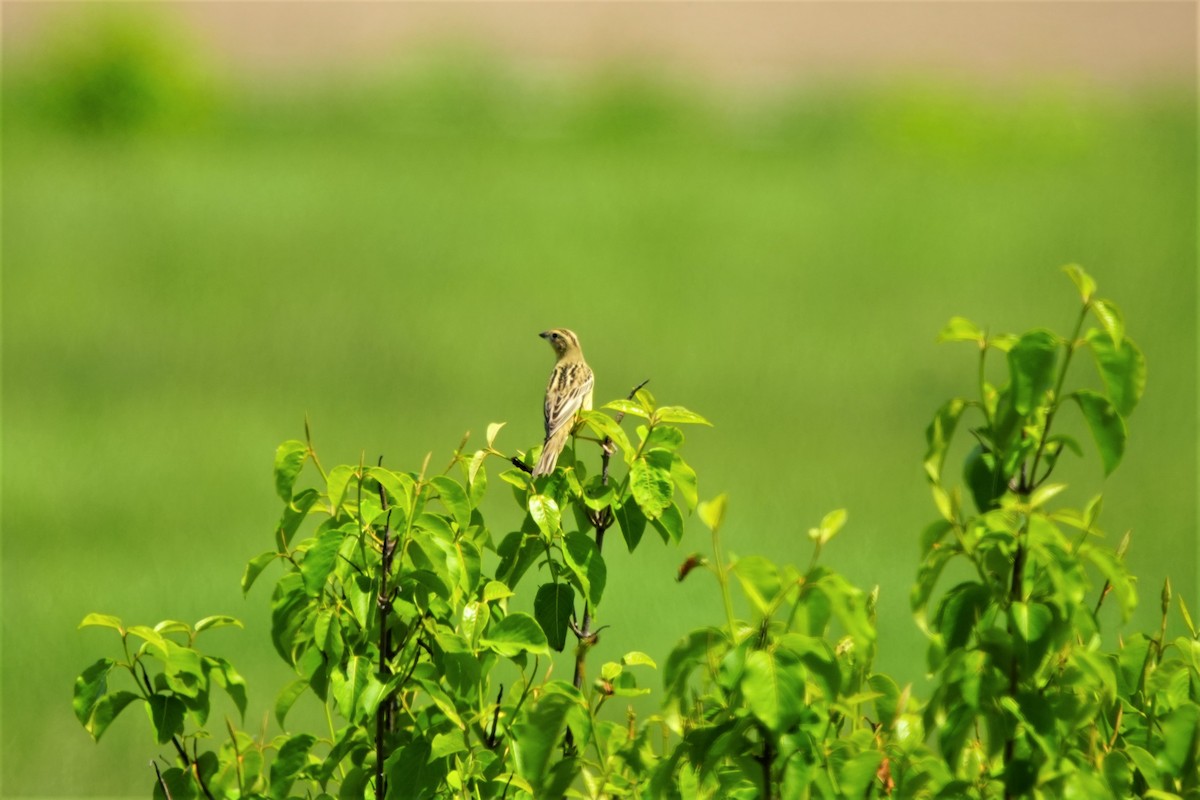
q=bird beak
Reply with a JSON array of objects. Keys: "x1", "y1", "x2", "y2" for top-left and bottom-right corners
[{"x1": 538, "y1": 331, "x2": 550, "y2": 339}]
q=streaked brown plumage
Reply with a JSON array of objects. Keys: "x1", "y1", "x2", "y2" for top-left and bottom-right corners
[{"x1": 533, "y1": 328, "x2": 594, "y2": 477}]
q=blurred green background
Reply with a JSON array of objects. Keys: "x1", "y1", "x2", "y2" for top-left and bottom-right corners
[{"x1": 2, "y1": 3, "x2": 1195, "y2": 797}]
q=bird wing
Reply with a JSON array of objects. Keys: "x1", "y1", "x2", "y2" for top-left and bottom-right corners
[{"x1": 544, "y1": 362, "x2": 595, "y2": 439}]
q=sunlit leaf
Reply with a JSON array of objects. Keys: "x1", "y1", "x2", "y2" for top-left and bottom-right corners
[
  {"x1": 603, "y1": 399, "x2": 648, "y2": 419},
  {"x1": 1071, "y1": 390, "x2": 1127, "y2": 476},
  {"x1": 78, "y1": 613, "x2": 123, "y2": 633},
  {"x1": 630, "y1": 450, "x2": 674, "y2": 520},
  {"x1": 480, "y1": 612, "x2": 550, "y2": 657},
  {"x1": 274, "y1": 440, "x2": 308, "y2": 501},
  {"x1": 698, "y1": 494, "x2": 728, "y2": 532},
  {"x1": 486, "y1": 422, "x2": 506, "y2": 448},
  {"x1": 654, "y1": 406, "x2": 712, "y2": 426},
  {"x1": 938, "y1": 316, "x2": 985, "y2": 344},
  {"x1": 1062, "y1": 263, "x2": 1097, "y2": 303},
  {"x1": 528, "y1": 494, "x2": 561, "y2": 539},
  {"x1": 1091, "y1": 298, "x2": 1125, "y2": 347}
]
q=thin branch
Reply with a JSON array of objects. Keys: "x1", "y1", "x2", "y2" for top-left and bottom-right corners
[
  {"x1": 375, "y1": 455, "x2": 392, "y2": 800},
  {"x1": 152, "y1": 760, "x2": 173, "y2": 800},
  {"x1": 487, "y1": 685, "x2": 504, "y2": 748}
]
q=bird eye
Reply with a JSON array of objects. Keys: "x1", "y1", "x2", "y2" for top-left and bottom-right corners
[{"x1": 551, "y1": 333, "x2": 560, "y2": 340}]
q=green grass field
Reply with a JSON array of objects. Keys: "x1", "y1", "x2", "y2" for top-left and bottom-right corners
[{"x1": 2, "y1": 33, "x2": 1195, "y2": 796}]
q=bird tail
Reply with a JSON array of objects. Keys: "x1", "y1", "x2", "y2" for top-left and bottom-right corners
[{"x1": 533, "y1": 426, "x2": 572, "y2": 477}]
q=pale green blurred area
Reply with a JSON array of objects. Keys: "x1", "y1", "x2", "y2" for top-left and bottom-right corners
[{"x1": 2, "y1": 5, "x2": 1196, "y2": 797}]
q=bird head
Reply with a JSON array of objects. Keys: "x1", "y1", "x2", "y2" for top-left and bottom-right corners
[{"x1": 539, "y1": 328, "x2": 582, "y2": 359}]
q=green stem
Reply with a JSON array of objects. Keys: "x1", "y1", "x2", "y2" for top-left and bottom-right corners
[
  {"x1": 1027, "y1": 302, "x2": 1090, "y2": 489},
  {"x1": 711, "y1": 525, "x2": 738, "y2": 638}
]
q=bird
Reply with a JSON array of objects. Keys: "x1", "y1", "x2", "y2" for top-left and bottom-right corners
[{"x1": 533, "y1": 328, "x2": 594, "y2": 478}]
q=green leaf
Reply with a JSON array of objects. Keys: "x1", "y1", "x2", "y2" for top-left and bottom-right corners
[
  {"x1": 1091, "y1": 298, "x2": 1125, "y2": 347},
  {"x1": 578, "y1": 410, "x2": 633, "y2": 456},
  {"x1": 580, "y1": 476, "x2": 614, "y2": 511},
  {"x1": 563, "y1": 531, "x2": 607, "y2": 609},
  {"x1": 195, "y1": 615, "x2": 242, "y2": 633},
  {"x1": 84, "y1": 689, "x2": 139, "y2": 742},
  {"x1": 867, "y1": 673, "x2": 901, "y2": 726},
  {"x1": 650, "y1": 502, "x2": 684, "y2": 545},
  {"x1": 603, "y1": 399, "x2": 648, "y2": 418},
  {"x1": 270, "y1": 733, "x2": 317, "y2": 799},
  {"x1": 1086, "y1": 330, "x2": 1146, "y2": 417},
  {"x1": 630, "y1": 450, "x2": 674, "y2": 520},
  {"x1": 483, "y1": 580, "x2": 514, "y2": 603},
  {"x1": 431, "y1": 476, "x2": 471, "y2": 529},
  {"x1": 480, "y1": 612, "x2": 550, "y2": 657},
  {"x1": 512, "y1": 693, "x2": 575, "y2": 791},
  {"x1": 622, "y1": 651, "x2": 657, "y2": 669},
  {"x1": 276, "y1": 487, "x2": 320, "y2": 548},
  {"x1": 74, "y1": 658, "x2": 114, "y2": 726},
  {"x1": 1009, "y1": 601, "x2": 1052, "y2": 644},
  {"x1": 384, "y1": 739, "x2": 437, "y2": 800},
  {"x1": 671, "y1": 457, "x2": 699, "y2": 511},
  {"x1": 1081, "y1": 545, "x2": 1136, "y2": 622},
  {"x1": 963, "y1": 445, "x2": 1004, "y2": 513},
  {"x1": 325, "y1": 464, "x2": 356, "y2": 512},
  {"x1": 664, "y1": 627, "x2": 729, "y2": 706},
  {"x1": 1008, "y1": 330, "x2": 1059, "y2": 414},
  {"x1": 1027, "y1": 483, "x2": 1067, "y2": 508},
  {"x1": 274, "y1": 678, "x2": 308, "y2": 729},
  {"x1": 814, "y1": 508, "x2": 847, "y2": 545},
  {"x1": 78, "y1": 613, "x2": 124, "y2": 633},
  {"x1": 654, "y1": 406, "x2": 712, "y2": 426},
  {"x1": 534, "y1": 583, "x2": 575, "y2": 652},
  {"x1": 146, "y1": 694, "x2": 186, "y2": 744},
  {"x1": 528, "y1": 494, "x2": 561, "y2": 539},
  {"x1": 159, "y1": 640, "x2": 206, "y2": 699},
  {"x1": 733, "y1": 556, "x2": 782, "y2": 616},
  {"x1": 698, "y1": 494, "x2": 728, "y2": 532},
  {"x1": 641, "y1": 424, "x2": 684, "y2": 452},
  {"x1": 126, "y1": 625, "x2": 168, "y2": 652},
  {"x1": 486, "y1": 421, "x2": 506, "y2": 448},
  {"x1": 153, "y1": 619, "x2": 192, "y2": 636},
  {"x1": 461, "y1": 600, "x2": 490, "y2": 649},
  {"x1": 923, "y1": 398, "x2": 966, "y2": 482},
  {"x1": 616, "y1": 500, "x2": 647, "y2": 553},
  {"x1": 274, "y1": 440, "x2": 308, "y2": 501},
  {"x1": 301, "y1": 526, "x2": 346, "y2": 596},
  {"x1": 741, "y1": 649, "x2": 805, "y2": 732},
  {"x1": 1071, "y1": 390, "x2": 1127, "y2": 475},
  {"x1": 938, "y1": 316, "x2": 985, "y2": 344},
  {"x1": 1062, "y1": 263, "x2": 1096, "y2": 303},
  {"x1": 1157, "y1": 704, "x2": 1200, "y2": 776},
  {"x1": 332, "y1": 656, "x2": 370, "y2": 721},
  {"x1": 206, "y1": 656, "x2": 248, "y2": 719},
  {"x1": 935, "y1": 582, "x2": 990, "y2": 649}
]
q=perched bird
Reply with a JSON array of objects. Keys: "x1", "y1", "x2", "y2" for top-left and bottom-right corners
[{"x1": 533, "y1": 328, "x2": 594, "y2": 477}]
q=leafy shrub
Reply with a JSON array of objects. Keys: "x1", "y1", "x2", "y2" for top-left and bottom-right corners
[{"x1": 76, "y1": 266, "x2": 1199, "y2": 798}]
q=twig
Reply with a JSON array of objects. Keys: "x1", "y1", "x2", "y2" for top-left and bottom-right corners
[
  {"x1": 564, "y1": 379, "x2": 648, "y2": 755},
  {"x1": 152, "y1": 760, "x2": 173, "y2": 800},
  {"x1": 375, "y1": 455, "x2": 393, "y2": 800},
  {"x1": 487, "y1": 685, "x2": 504, "y2": 748}
]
